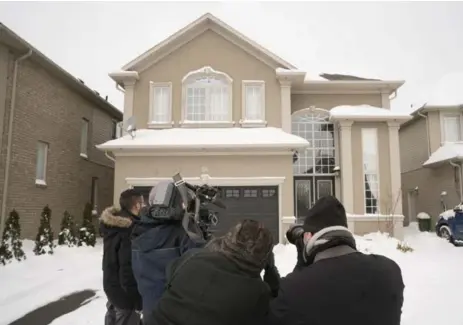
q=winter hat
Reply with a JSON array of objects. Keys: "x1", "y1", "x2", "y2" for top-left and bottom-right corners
[
  {"x1": 303, "y1": 196, "x2": 348, "y2": 234},
  {"x1": 207, "y1": 219, "x2": 274, "y2": 274}
]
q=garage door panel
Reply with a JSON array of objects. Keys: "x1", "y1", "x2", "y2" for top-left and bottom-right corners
[{"x1": 134, "y1": 185, "x2": 280, "y2": 243}]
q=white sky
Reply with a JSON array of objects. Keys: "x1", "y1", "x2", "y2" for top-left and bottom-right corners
[{"x1": 1, "y1": 1, "x2": 463, "y2": 112}]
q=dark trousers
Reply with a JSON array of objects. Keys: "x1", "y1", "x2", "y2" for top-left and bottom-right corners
[{"x1": 105, "y1": 301, "x2": 142, "y2": 325}]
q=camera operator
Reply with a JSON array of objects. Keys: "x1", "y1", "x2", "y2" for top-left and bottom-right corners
[
  {"x1": 144, "y1": 219, "x2": 280, "y2": 325},
  {"x1": 267, "y1": 196, "x2": 404, "y2": 325},
  {"x1": 131, "y1": 183, "x2": 202, "y2": 323}
]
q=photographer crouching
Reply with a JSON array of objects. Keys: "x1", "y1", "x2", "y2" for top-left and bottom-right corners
[{"x1": 267, "y1": 196, "x2": 404, "y2": 325}]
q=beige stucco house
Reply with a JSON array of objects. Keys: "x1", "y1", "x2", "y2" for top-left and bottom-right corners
[
  {"x1": 97, "y1": 13, "x2": 411, "y2": 242},
  {"x1": 400, "y1": 103, "x2": 463, "y2": 226}
]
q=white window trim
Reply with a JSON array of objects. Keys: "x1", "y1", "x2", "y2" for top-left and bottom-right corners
[
  {"x1": 439, "y1": 111, "x2": 463, "y2": 144},
  {"x1": 241, "y1": 80, "x2": 267, "y2": 128},
  {"x1": 181, "y1": 66, "x2": 234, "y2": 128},
  {"x1": 148, "y1": 81, "x2": 173, "y2": 129},
  {"x1": 36, "y1": 141, "x2": 48, "y2": 186},
  {"x1": 361, "y1": 128, "x2": 381, "y2": 215},
  {"x1": 80, "y1": 118, "x2": 89, "y2": 159}
]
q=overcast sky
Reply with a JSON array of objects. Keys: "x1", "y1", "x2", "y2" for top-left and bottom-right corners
[{"x1": 1, "y1": 1, "x2": 462, "y2": 112}]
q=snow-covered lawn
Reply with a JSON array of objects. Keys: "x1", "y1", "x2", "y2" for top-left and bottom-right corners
[{"x1": 0, "y1": 223, "x2": 461, "y2": 325}]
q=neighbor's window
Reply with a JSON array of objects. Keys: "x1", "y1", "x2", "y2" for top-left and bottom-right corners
[
  {"x1": 80, "y1": 118, "x2": 89, "y2": 157},
  {"x1": 362, "y1": 128, "x2": 380, "y2": 214},
  {"x1": 183, "y1": 66, "x2": 232, "y2": 123},
  {"x1": 149, "y1": 82, "x2": 172, "y2": 125},
  {"x1": 36, "y1": 141, "x2": 48, "y2": 185},
  {"x1": 243, "y1": 81, "x2": 265, "y2": 123},
  {"x1": 91, "y1": 177, "x2": 98, "y2": 213},
  {"x1": 442, "y1": 114, "x2": 461, "y2": 143}
]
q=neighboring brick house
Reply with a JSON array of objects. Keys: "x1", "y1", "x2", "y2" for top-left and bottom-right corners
[
  {"x1": 400, "y1": 103, "x2": 463, "y2": 225},
  {"x1": 0, "y1": 23, "x2": 122, "y2": 239}
]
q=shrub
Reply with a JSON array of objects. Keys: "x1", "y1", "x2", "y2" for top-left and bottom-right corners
[
  {"x1": 33, "y1": 205, "x2": 55, "y2": 255},
  {"x1": 397, "y1": 241, "x2": 414, "y2": 253},
  {"x1": 78, "y1": 203, "x2": 96, "y2": 247},
  {"x1": 0, "y1": 210, "x2": 26, "y2": 265},
  {"x1": 58, "y1": 211, "x2": 77, "y2": 247}
]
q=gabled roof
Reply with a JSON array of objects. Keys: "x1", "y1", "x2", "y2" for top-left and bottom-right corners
[
  {"x1": 0, "y1": 23, "x2": 122, "y2": 120},
  {"x1": 121, "y1": 13, "x2": 297, "y2": 72}
]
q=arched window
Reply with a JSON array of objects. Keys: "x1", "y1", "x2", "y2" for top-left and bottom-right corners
[
  {"x1": 182, "y1": 66, "x2": 233, "y2": 123},
  {"x1": 292, "y1": 107, "x2": 335, "y2": 175}
]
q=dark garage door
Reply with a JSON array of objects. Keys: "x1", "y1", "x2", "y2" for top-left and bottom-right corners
[{"x1": 133, "y1": 185, "x2": 279, "y2": 243}]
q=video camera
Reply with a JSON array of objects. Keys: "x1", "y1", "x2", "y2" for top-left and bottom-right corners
[{"x1": 147, "y1": 173, "x2": 225, "y2": 242}]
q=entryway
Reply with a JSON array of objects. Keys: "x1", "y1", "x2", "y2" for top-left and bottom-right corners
[{"x1": 294, "y1": 176, "x2": 335, "y2": 222}]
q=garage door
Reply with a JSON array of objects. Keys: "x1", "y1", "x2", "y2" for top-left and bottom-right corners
[{"x1": 133, "y1": 185, "x2": 279, "y2": 243}]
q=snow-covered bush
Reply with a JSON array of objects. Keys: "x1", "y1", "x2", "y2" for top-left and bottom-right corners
[
  {"x1": 0, "y1": 210, "x2": 26, "y2": 265},
  {"x1": 397, "y1": 241, "x2": 414, "y2": 253},
  {"x1": 58, "y1": 211, "x2": 77, "y2": 247},
  {"x1": 78, "y1": 203, "x2": 96, "y2": 247},
  {"x1": 33, "y1": 205, "x2": 55, "y2": 255}
]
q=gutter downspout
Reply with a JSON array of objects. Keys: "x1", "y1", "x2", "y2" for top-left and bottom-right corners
[
  {"x1": 417, "y1": 110, "x2": 431, "y2": 157},
  {"x1": 0, "y1": 49, "x2": 33, "y2": 242},
  {"x1": 449, "y1": 160, "x2": 463, "y2": 203},
  {"x1": 116, "y1": 83, "x2": 125, "y2": 94},
  {"x1": 105, "y1": 151, "x2": 116, "y2": 163}
]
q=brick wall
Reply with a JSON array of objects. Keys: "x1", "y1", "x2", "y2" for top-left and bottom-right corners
[{"x1": 1, "y1": 53, "x2": 119, "y2": 238}]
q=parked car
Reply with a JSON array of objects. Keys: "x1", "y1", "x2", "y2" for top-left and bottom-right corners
[{"x1": 435, "y1": 205, "x2": 463, "y2": 246}]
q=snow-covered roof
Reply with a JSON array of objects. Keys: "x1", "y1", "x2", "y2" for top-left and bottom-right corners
[
  {"x1": 423, "y1": 142, "x2": 463, "y2": 167},
  {"x1": 330, "y1": 105, "x2": 412, "y2": 121},
  {"x1": 96, "y1": 127, "x2": 310, "y2": 151}
]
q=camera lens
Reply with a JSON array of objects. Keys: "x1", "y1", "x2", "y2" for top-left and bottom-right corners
[{"x1": 286, "y1": 225, "x2": 304, "y2": 245}]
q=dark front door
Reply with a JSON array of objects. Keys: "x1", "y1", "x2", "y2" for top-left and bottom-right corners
[
  {"x1": 134, "y1": 185, "x2": 280, "y2": 243},
  {"x1": 294, "y1": 176, "x2": 335, "y2": 223}
]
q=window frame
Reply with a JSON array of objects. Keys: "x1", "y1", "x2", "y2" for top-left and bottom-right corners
[
  {"x1": 36, "y1": 141, "x2": 49, "y2": 186},
  {"x1": 241, "y1": 80, "x2": 266, "y2": 127},
  {"x1": 181, "y1": 66, "x2": 234, "y2": 128},
  {"x1": 440, "y1": 112, "x2": 463, "y2": 144},
  {"x1": 80, "y1": 118, "x2": 89, "y2": 158},
  {"x1": 361, "y1": 128, "x2": 381, "y2": 215},
  {"x1": 149, "y1": 81, "x2": 173, "y2": 129}
]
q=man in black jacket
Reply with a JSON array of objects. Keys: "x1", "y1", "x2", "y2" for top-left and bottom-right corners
[
  {"x1": 267, "y1": 196, "x2": 404, "y2": 325},
  {"x1": 101, "y1": 189, "x2": 144, "y2": 325}
]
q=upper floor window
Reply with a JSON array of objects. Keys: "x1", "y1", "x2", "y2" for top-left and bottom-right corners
[
  {"x1": 241, "y1": 80, "x2": 266, "y2": 127},
  {"x1": 80, "y1": 118, "x2": 89, "y2": 158},
  {"x1": 36, "y1": 141, "x2": 48, "y2": 186},
  {"x1": 149, "y1": 82, "x2": 172, "y2": 128},
  {"x1": 361, "y1": 128, "x2": 380, "y2": 214},
  {"x1": 441, "y1": 113, "x2": 462, "y2": 143},
  {"x1": 182, "y1": 66, "x2": 233, "y2": 126}
]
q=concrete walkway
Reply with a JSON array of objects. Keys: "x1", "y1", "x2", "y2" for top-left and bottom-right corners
[{"x1": 8, "y1": 289, "x2": 97, "y2": 325}]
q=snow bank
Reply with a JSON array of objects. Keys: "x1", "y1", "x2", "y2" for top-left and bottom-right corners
[
  {"x1": 1, "y1": 226, "x2": 462, "y2": 325},
  {"x1": 97, "y1": 127, "x2": 310, "y2": 150},
  {"x1": 423, "y1": 142, "x2": 463, "y2": 166}
]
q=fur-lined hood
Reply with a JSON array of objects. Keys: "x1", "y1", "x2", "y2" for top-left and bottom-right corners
[{"x1": 99, "y1": 206, "x2": 133, "y2": 228}]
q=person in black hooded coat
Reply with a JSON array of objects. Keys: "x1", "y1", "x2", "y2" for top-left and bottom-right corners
[
  {"x1": 100, "y1": 189, "x2": 143, "y2": 325},
  {"x1": 145, "y1": 219, "x2": 281, "y2": 325},
  {"x1": 266, "y1": 196, "x2": 405, "y2": 325}
]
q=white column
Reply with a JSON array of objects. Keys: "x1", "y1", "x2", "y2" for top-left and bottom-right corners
[
  {"x1": 381, "y1": 92, "x2": 390, "y2": 109},
  {"x1": 279, "y1": 80, "x2": 292, "y2": 133},
  {"x1": 388, "y1": 121, "x2": 403, "y2": 216},
  {"x1": 122, "y1": 81, "x2": 136, "y2": 135},
  {"x1": 338, "y1": 120, "x2": 354, "y2": 214}
]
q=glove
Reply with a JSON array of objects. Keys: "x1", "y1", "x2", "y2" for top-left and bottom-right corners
[{"x1": 263, "y1": 251, "x2": 280, "y2": 298}]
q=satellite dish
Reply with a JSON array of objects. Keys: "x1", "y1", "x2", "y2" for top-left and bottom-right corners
[{"x1": 125, "y1": 116, "x2": 137, "y2": 138}]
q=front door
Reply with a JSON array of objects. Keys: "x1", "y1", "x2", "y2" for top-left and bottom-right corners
[{"x1": 294, "y1": 176, "x2": 335, "y2": 222}]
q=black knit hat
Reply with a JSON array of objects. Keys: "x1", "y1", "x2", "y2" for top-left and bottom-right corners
[{"x1": 303, "y1": 196, "x2": 348, "y2": 234}]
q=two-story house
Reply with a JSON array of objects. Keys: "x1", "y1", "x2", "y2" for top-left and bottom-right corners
[
  {"x1": 0, "y1": 23, "x2": 122, "y2": 238},
  {"x1": 97, "y1": 13, "x2": 411, "y2": 242},
  {"x1": 400, "y1": 102, "x2": 463, "y2": 225}
]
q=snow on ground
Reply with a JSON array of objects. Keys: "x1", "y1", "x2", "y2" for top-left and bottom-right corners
[{"x1": 0, "y1": 223, "x2": 461, "y2": 325}]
